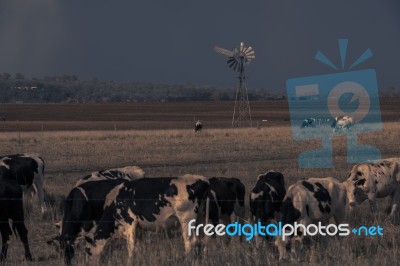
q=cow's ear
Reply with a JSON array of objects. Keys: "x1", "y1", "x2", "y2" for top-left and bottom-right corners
[{"x1": 354, "y1": 178, "x2": 366, "y2": 187}]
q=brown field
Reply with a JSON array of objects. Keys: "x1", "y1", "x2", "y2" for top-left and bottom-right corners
[
  {"x1": 0, "y1": 98, "x2": 399, "y2": 131},
  {"x1": 0, "y1": 100, "x2": 399, "y2": 265}
]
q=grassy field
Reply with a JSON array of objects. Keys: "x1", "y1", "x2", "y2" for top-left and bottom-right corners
[{"x1": 0, "y1": 120, "x2": 399, "y2": 265}]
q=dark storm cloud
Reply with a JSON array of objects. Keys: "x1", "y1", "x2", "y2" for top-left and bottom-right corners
[{"x1": 0, "y1": 0, "x2": 399, "y2": 90}]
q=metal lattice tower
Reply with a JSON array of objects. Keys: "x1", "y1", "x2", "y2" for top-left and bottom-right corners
[{"x1": 214, "y1": 42, "x2": 255, "y2": 127}]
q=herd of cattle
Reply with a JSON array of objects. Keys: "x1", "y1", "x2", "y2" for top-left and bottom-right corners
[
  {"x1": 1, "y1": 154, "x2": 400, "y2": 264},
  {"x1": 301, "y1": 116, "x2": 355, "y2": 132}
]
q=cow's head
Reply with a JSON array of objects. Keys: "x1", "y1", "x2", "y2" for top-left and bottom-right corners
[
  {"x1": 85, "y1": 234, "x2": 108, "y2": 262},
  {"x1": 250, "y1": 171, "x2": 284, "y2": 223},
  {"x1": 345, "y1": 164, "x2": 370, "y2": 207}
]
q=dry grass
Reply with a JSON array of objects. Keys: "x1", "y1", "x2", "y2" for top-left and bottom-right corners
[{"x1": 0, "y1": 122, "x2": 399, "y2": 265}]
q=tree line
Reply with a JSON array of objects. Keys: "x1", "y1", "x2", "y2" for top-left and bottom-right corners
[{"x1": 1, "y1": 73, "x2": 398, "y2": 103}]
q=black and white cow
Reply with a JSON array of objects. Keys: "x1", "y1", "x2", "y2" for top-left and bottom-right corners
[
  {"x1": 195, "y1": 120, "x2": 203, "y2": 133},
  {"x1": 85, "y1": 175, "x2": 217, "y2": 263},
  {"x1": 75, "y1": 166, "x2": 145, "y2": 186},
  {"x1": 0, "y1": 163, "x2": 32, "y2": 261},
  {"x1": 209, "y1": 177, "x2": 246, "y2": 224},
  {"x1": 347, "y1": 158, "x2": 400, "y2": 221},
  {"x1": 331, "y1": 116, "x2": 354, "y2": 132},
  {"x1": 49, "y1": 166, "x2": 144, "y2": 264},
  {"x1": 55, "y1": 179, "x2": 128, "y2": 264},
  {"x1": 275, "y1": 177, "x2": 349, "y2": 261},
  {"x1": 300, "y1": 118, "x2": 317, "y2": 128},
  {"x1": 249, "y1": 171, "x2": 286, "y2": 225},
  {"x1": 0, "y1": 153, "x2": 46, "y2": 213}
]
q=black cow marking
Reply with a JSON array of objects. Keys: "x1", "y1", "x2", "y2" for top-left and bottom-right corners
[
  {"x1": 209, "y1": 177, "x2": 245, "y2": 217},
  {"x1": 118, "y1": 178, "x2": 179, "y2": 222},
  {"x1": 314, "y1": 183, "x2": 331, "y2": 214},
  {"x1": 357, "y1": 171, "x2": 363, "y2": 176},
  {"x1": 186, "y1": 180, "x2": 207, "y2": 203},
  {"x1": 305, "y1": 204, "x2": 310, "y2": 217},
  {"x1": 301, "y1": 181, "x2": 314, "y2": 192},
  {"x1": 281, "y1": 198, "x2": 301, "y2": 226},
  {"x1": 355, "y1": 178, "x2": 366, "y2": 187},
  {"x1": 250, "y1": 172, "x2": 286, "y2": 225}
]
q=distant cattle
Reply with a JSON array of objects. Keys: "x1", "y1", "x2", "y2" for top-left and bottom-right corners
[
  {"x1": 0, "y1": 153, "x2": 46, "y2": 213},
  {"x1": 275, "y1": 177, "x2": 348, "y2": 261},
  {"x1": 209, "y1": 177, "x2": 246, "y2": 224},
  {"x1": 331, "y1": 116, "x2": 354, "y2": 132},
  {"x1": 0, "y1": 116, "x2": 5, "y2": 122},
  {"x1": 85, "y1": 175, "x2": 217, "y2": 263},
  {"x1": 0, "y1": 166, "x2": 32, "y2": 261},
  {"x1": 347, "y1": 158, "x2": 400, "y2": 221},
  {"x1": 300, "y1": 118, "x2": 317, "y2": 128},
  {"x1": 75, "y1": 165, "x2": 145, "y2": 186},
  {"x1": 195, "y1": 120, "x2": 203, "y2": 133},
  {"x1": 250, "y1": 171, "x2": 286, "y2": 226}
]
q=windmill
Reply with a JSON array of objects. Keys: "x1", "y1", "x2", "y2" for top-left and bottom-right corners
[{"x1": 214, "y1": 42, "x2": 255, "y2": 127}]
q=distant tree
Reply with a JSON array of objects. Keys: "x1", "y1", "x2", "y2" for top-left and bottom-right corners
[
  {"x1": 2, "y1": 72, "x2": 11, "y2": 80},
  {"x1": 14, "y1": 73, "x2": 25, "y2": 80}
]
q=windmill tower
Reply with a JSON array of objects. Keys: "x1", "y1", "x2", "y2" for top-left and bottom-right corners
[{"x1": 214, "y1": 42, "x2": 255, "y2": 127}]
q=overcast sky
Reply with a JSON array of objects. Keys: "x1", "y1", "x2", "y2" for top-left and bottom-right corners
[{"x1": 0, "y1": 0, "x2": 399, "y2": 90}]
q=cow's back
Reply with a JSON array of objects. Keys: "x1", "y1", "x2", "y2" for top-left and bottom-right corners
[{"x1": 283, "y1": 177, "x2": 345, "y2": 223}]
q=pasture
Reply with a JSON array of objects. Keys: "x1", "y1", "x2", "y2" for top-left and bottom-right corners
[{"x1": 0, "y1": 100, "x2": 399, "y2": 265}]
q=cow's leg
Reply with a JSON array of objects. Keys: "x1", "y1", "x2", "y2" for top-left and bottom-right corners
[
  {"x1": 14, "y1": 222, "x2": 32, "y2": 261},
  {"x1": 388, "y1": 189, "x2": 400, "y2": 223},
  {"x1": 367, "y1": 191, "x2": 378, "y2": 214},
  {"x1": 220, "y1": 214, "x2": 231, "y2": 244},
  {"x1": 0, "y1": 222, "x2": 12, "y2": 261},
  {"x1": 125, "y1": 221, "x2": 138, "y2": 263},
  {"x1": 179, "y1": 217, "x2": 197, "y2": 255},
  {"x1": 254, "y1": 218, "x2": 264, "y2": 248},
  {"x1": 384, "y1": 197, "x2": 393, "y2": 215},
  {"x1": 34, "y1": 176, "x2": 46, "y2": 214},
  {"x1": 291, "y1": 218, "x2": 310, "y2": 262},
  {"x1": 275, "y1": 236, "x2": 288, "y2": 261}
]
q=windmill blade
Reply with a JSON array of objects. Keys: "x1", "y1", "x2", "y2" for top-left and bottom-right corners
[
  {"x1": 245, "y1": 50, "x2": 255, "y2": 57},
  {"x1": 229, "y1": 59, "x2": 237, "y2": 68},
  {"x1": 227, "y1": 57, "x2": 236, "y2": 64},
  {"x1": 246, "y1": 54, "x2": 255, "y2": 59},
  {"x1": 243, "y1": 46, "x2": 252, "y2": 54},
  {"x1": 214, "y1": 46, "x2": 234, "y2": 57},
  {"x1": 233, "y1": 62, "x2": 239, "y2": 71},
  {"x1": 246, "y1": 49, "x2": 255, "y2": 56}
]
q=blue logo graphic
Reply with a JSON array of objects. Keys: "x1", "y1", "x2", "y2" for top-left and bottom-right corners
[{"x1": 286, "y1": 39, "x2": 382, "y2": 168}]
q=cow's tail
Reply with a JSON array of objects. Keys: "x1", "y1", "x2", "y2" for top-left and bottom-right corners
[
  {"x1": 205, "y1": 195, "x2": 210, "y2": 225},
  {"x1": 39, "y1": 156, "x2": 45, "y2": 175},
  {"x1": 11, "y1": 222, "x2": 18, "y2": 238}
]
